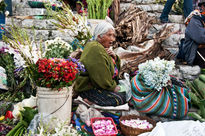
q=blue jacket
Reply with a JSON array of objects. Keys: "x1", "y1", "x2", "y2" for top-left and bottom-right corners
[{"x1": 183, "y1": 15, "x2": 205, "y2": 65}]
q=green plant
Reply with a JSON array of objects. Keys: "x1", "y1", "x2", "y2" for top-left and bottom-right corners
[
  {"x1": 3, "y1": 25, "x2": 42, "y2": 91},
  {"x1": 186, "y1": 72, "x2": 205, "y2": 122},
  {"x1": 0, "y1": 0, "x2": 6, "y2": 13},
  {"x1": 6, "y1": 107, "x2": 38, "y2": 136},
  {"x1": 45, "y1": 2, "x2": 92, "y2": 47},
  {"x1": 87, "y1": 0, "x2": 113, "y2": 19},
  {"x1": 0, "y1": 47, "x2": 31, "y2": 102}
]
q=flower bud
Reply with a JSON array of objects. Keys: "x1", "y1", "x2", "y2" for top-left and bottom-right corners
[{"x1": 5, "y1": 11, "x2": 9, "y2": 16}]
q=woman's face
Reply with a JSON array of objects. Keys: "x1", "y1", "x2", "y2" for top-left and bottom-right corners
[{"x1": 98, "y1": 29, "x2": 115, "y2": 48}]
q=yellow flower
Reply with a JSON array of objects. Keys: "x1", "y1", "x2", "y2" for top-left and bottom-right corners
[{"x1": 0, "y1": 116, "x2": 5, "y2": 121}]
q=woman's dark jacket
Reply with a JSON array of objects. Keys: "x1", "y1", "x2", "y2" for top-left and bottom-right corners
[{"x1": 183, "y1": 15, "x2": 205, "y2": 65}]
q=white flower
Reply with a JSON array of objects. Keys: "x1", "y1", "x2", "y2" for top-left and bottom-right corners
[
  {"x1": 22, "y1": 95, "x2": 37, "y2": 108},
  {"x1": 139, "y1": 57, "x2": 175, "y2": 91},
  {"x1": 12, "y1": 96, "x2": 37, "y2": 119},
  {"x1": 12, "y1": 103, "x2": 24, "y2": 119},
  {"x1": 4, "y1": 46, "x2": 26, "y2": 68},
  {"x1": 5, "y1": 11, "x2": 9, "y2": 16}
]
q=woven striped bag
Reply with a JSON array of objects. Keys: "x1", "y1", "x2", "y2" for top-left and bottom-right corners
[{"x1": 131, "y1": 74, "x2": 191, "y2": 119}]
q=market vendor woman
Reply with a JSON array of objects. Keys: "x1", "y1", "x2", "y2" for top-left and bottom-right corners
[{"x1": 74, "y1": 21, "x2": 126, "y2": 106}]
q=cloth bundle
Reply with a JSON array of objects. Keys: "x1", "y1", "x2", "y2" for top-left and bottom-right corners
[{"x1": 131, "y1": 74, "x2": 191, "y2": 119}]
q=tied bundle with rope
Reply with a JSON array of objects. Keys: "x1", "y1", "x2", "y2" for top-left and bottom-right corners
[
  {"x1": 130, "y1": 58, "x2": 190, "y2": 119},
  {"x1": 131, "y1": 74, "x2": 191, "y2": 119}
]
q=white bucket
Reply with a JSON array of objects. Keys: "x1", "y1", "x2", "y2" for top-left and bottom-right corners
[{"x1": 37, "y1": 87, "x2": 72, "y2": 124}]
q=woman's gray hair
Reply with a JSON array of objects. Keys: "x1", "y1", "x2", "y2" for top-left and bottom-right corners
[{"x1": 93, "y1": 21, "x2": 115, "y2": 41}]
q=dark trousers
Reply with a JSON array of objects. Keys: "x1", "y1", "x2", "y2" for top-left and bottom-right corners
[{"x1": 160, "y1": 0, "x2": 193, "y2": 22}]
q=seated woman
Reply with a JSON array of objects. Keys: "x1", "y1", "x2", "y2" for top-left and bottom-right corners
[
  {"x1": 181, "y1": 1, "x2": 205, "y2": 68},
  {"x1": 74, "y1": 21, "x2": 126, "y2": 106}
]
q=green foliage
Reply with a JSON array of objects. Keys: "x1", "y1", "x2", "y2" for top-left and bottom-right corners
[
  {"x1": 155, "y1": 0, "x2": 184, "y2": 15},
  {"x1": 3, "y1": 24, "x2": 43, "y2": 92},
  {"x1": 187, "y1": 75, "x2": 205, "y2": 121},
  {"x1": 45, "y1": 2, "x2": 92, "y2": 46},
  {"x1": 0, "y1": 53, "x2": 17, "y2": 91},
  {"x1": 6, "y1": 107, "x2": 38, "y2": 136},
  {"x1": 0, "y1": 52, "x2": 32, "y2": 102},
  {"x1": 87, "y1": 0, "x2": 113, "y2": 19},
  {"x1": 0, "y1": 0, "x2": 6, "y2": 13}
]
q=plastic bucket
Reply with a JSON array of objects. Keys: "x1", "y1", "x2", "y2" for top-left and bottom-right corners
[{"x1": 37, "y1": 87, "x2": 72, "y2": 124}]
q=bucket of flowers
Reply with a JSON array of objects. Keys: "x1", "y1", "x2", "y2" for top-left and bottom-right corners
[{"x1": 3, "y1": 26, "x2": 85, "y2": 123}]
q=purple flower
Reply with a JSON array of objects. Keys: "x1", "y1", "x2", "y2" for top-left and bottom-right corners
[
  {"x1": 0, "y1": 47, "x2": 9, "y2": 53},
  {"x1": 66, "y1": 56, "x2": 86, "y2": 72}
]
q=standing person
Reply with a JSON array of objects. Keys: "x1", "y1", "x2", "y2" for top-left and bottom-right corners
[
  {"x1": 160, "y1": 0, "x2": 193, "y2": 23},
  {"x1": 74, "y1": 21, "x2": 126, "y2": 106}
]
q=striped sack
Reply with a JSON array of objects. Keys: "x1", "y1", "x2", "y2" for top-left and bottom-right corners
[{"x1": 131, "y1": 74, "x2": 191, "y2": 119}]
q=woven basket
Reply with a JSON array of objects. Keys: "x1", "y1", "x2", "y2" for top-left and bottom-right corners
[{"x1": 119, "y1": 115, "x2": 156, "y2": 136}]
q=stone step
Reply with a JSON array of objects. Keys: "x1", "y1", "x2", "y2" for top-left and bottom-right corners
[
  {"x1": 148, "y1": 12, "x2": 184, "y2": 24},
  {"x1": 13, "y1": 7, "x2": 47, "y2": 16},
  {"x1": 6, "y1": 17, "x2": 57, "y2": 30},
  {"x1": 131, "y1": 0, "x2": 157, "y2": 4},
  {"x1": 120, "y1": 3, "x2": 184, "y2": 24},
  {"x1": 5, "y1": 18, "x2": 102, "y2": 43},
  {"x1": 4, "y1": 28, "x2": 75, "y2": 43},
  {"x1": 120, "y1": 3, "x2": 164, "y2": 13},
  {"x1": 162, "y1": 33, "x2": 185, "y2": 47},
  {"x1": 150, "y1": 23, "x2": 186, "y2": 34}
]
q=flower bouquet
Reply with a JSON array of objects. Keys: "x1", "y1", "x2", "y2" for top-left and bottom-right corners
[
  {"x1": 3, "y1": 26, "x2": 85, "y2": 123},
  {"x1": 138, "y1": 57, "x2": 175, "y2": 91},
  {"x1": 46, "y1": 2, "x2": 92, "y2": 48},
  {"x1": 3, "y1": 26, "x2": 85, "y2": 90}
]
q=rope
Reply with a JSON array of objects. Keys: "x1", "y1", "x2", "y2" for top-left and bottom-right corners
[
  {"x1": 197, "y1": 51, "x2": 205, "y2": 62},
  {"x1": 37, "y1": 87, "x2": 72, "y2": 119}
]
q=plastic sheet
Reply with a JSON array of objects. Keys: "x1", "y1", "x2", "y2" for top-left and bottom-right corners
[
  {"x1": 139, "y1": 120, "x2": 205, "y2": 136},
  {"x1": 76, "y1": 104, "x2": 104, "y2": 126},
  {"x1": 119, "y1": 73, "x2": 132, "y2": 102}
]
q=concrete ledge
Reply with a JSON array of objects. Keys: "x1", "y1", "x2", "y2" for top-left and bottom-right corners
[
  {"x1": 131, "y1": 0, "x2": 157, "y2": 4},
  {"x1": 13, "y1": 8, "x2": 47, "y2": 16},
  {"x1": 120, "y1": 3, "x2": 164, "y2": 13},
  {"x1": 6, "y1": 17, "x2": 57, "y2": 30}
]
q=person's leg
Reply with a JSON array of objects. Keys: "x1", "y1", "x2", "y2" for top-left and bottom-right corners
[
  {"x1": 160, "y1": 0, "x2": 176, "y2": 22},
  {"x1": 184, "y1": 0, "x2": 193, "y2": 18}
]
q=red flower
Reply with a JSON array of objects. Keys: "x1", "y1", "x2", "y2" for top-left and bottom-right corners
[
  {"x1": 36, "y1": 58, "x2": 79, "y2": 89},
  {"x1": 5, "y1": 111, "x2": 14, "y2": 120}
]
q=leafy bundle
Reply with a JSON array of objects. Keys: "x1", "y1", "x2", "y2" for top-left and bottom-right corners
[
  {"x1": 87, "y1": 0, "x2": 113, "y2": 19},
  {"x1": 187, "y1": 71, "x2": 205, "y2": 122}
]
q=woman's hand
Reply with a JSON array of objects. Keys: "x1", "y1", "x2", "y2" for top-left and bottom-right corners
[
  {"x1": 105, "y1": 48, "x2": 116, "y2": 60},
  {"x1": 114, "y1": 85, "x2": 121, "y2": 92}
]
